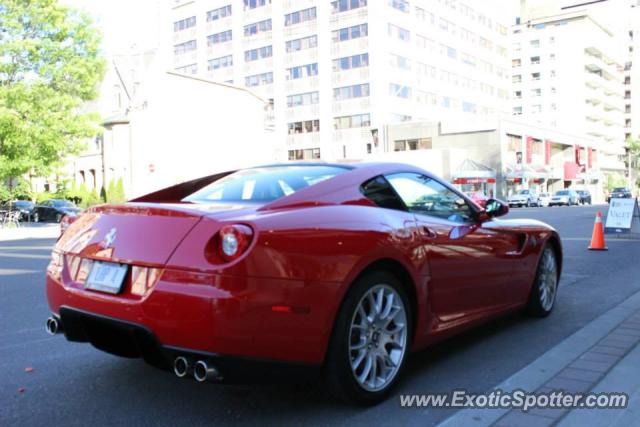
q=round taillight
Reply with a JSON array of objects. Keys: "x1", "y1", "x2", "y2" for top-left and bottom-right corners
[{"x1": 218, "y1": 224, "x2": 253, "y2": 262}]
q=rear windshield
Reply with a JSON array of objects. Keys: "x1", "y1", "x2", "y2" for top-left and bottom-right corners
[
  {"x1": 612, "y1": 188, "x2": 627, "y2": 192},
  {"x1": 556, "y1": 191, "x2": 569, "y2": 196},
  {"x1": 518, "y1": 190, "x2": 530, "y2": 194},
  {"x1": 183, "y1": 166, "x2": 348, "y2": 204}
]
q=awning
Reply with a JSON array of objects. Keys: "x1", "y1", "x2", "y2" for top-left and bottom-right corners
[
  {"x1": 505, "y1": 164, "x2": 548, "y2": 179},
  {"x1": 453, "y1": 159, "x2": 496, "y2": 179}
]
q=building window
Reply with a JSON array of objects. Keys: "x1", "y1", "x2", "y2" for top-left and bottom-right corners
[
  {"x1": 288, "y1": 119, "x2": 320, "y2": 134},
  {"x1": 512, "y1": 75, "x2": 521, "y2": 83},
  {"x1": 514, "y1": 90, "x2": 521, "y2": 99},
  {"x1": 286, "y1": 63, "x2": 318, "y2": 80},
  {"x1": 461, "y1": 53, "x2": 476, "y2": 66},
  {"x1": 331, "y1": 0, "x2": 368, "y2": 13},
  {"x1": 531, "y1": 56, "x2": 540, "y2": 65},
  {"x1": 507, "y1": 134, "x2": 521, "y2": 151},
  {"x1": 389, "y1": 83, "x2": 411, "y2": 99},
  {"x1": 389, "y1": 0, "x2": 410, "y2": 13},
  {"x1": 388, "y1": 24, "x2": 410, "y2": 41},
  {"x1": 208, "y1": 55, "x2": 233, "y2": 71},
  {"x1": 284, "y1": 7, "x2": 316, "y2": 26},
  {"x1": 245, "y1": 72, "x2": 273, "y2": 87},
  {"x1": 513, "y1": 106, "x2": 522, "y2": 115},
  {"x1": 531, "y1": 104, "x2": 542, "y2": 113},
  {"x1": 331, "y1": 23, "x2": 368, "y2": 42},
  {"x1": 388, "y1": 53, "x2": 411, "y2": 70},
  {"x1": 286, "y1": 91, "x2": 319, "y2": 107},
  {"x1": 174, "y1": 39, "x2": 197, "y2": 54},
  {"x1": 175, "y1": 63, "x2": 197, "y2": 74},
  {"x1": 415, "y1": 90, "x2": 437, "y2": 105},
  {"x1": 285, "y1": 35, "x2": 317, "y2": 52},
  {"x1": 207, "y1": 5, "x2": 232, "y2": 22},
  {"x1": 531, "y1": 72, "x2": 541, "y2": 80},
  {"x1": 531, "y1": 88, "x2": 541, "y2": 96},
  {"x1": 394, "y1": 139, "x2": 432, "y2": 151},
  {"x1": 334, "y1": 113, "x2": 370, "y2": 129},
  {"x1": 530, "y1": 39, "x2": 540, "y2": 47},
  {"x1": 333, "y1": 83, "x2": 370, "y2": 100},
  {"x1": 207, "y1": 30, "x2": 232, "y2": 46},
  {"x1": 332, "y1": 53, "x2": 369, "y2": 71},
  {"x1": 626, "y1": 105, "x2": 632, "y2": 113},
  {"x1": 462, "y1": 101, "x2": 477, "y2": 113},
  {"x1": 244, "y1": 45, "x2": 272, "y2": 62},
  {"x1": 244, "y1": 19, "x2": 272, "y2": 36},
  {"x1": 288, "y1": 148, "x2": 321, "y2": 160},
  {"x1": 512, "y1": 58, "x2": 521, "y2": 68},
  {"x1": 174, "y1": 16, "x2": 196, "y2": 32},
  {"x1": 243, "y1": 0, "x2": 270, "y2": 10}
]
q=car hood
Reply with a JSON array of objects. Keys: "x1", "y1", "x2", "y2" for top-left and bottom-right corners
[{"x1": 484, "y1": 218, "x2": 556, "y2": 232}]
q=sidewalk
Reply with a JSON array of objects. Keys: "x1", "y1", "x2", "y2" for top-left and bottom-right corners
[
  {"x1": 440, "y1": 288, "x2": 640, "y2": 427},
  {"x1": 0, "y1": 223, "x2": 60, "y2": 241}
]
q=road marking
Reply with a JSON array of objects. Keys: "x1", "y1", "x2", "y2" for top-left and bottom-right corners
[
  {"x1": 0, "y1": 268, "x2": 39, "y2": 276},
  {"x1": 0, "y1": 252, "x2": 51, "y2": 259}
]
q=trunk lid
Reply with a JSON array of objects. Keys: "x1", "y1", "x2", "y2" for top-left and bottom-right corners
[{"x1": 55, "y1": 203, "x2": 251, "y2": 266}]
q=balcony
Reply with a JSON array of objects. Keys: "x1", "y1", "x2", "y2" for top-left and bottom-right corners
[
  {"x1": 243, "y1": 57, "x2": 274, "y2": 74},
  {"x1": 330, "y1": 37, "x2": 369, "y2": 56},
  {"x1": 284, "y1": 76, "x2": 320, "y2": 93},
  {"x1": 286, "y1": 132, "x2": 321, "y2": 146},
  {"x1": 332, "y1": 97, "x2": 371, "y2": 114},
  {"x1": 172, "y1": 27, "x2": 197, "y2": 43},
  {"x1": 206, "y1": 42, "x2": 233, "y2": 57},
  {"x1": 283, "y1": 21, "x2": 318, "y2": 39},
  {"x1": 331, "y1": 67, "x2": 370, "y2": 85},
  {"x1": 173, "y1": 51, "x2": 197, "y2": 66},
  {"x1": 284, "y1": 48, "x2": 319, "y2": 66},
  {"x1": 286, "y1": 104, "x2": 321, "y2": 121},
  {"x1": 329, "y1": 6, "x2": 368, "y2": 25},
  {"x1": 333, "y1": 128, "x2": 372, "y2": 144}
]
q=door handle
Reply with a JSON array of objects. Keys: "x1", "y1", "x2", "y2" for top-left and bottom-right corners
[{"x1": 420, "y1": 225, "x2": 437, "y2": 239}]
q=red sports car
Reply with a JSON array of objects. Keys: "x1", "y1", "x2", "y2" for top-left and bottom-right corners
[{"x1": 45, "y1": 163, "x2": 562, "y2": 404}]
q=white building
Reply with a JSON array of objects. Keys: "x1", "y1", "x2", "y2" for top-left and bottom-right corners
[
  {"x1": 625, "y1": 1, "x2": 640, "y2": 142},
  {"x1": 512, "y1": 0, "x2": 628, "y2": 182},
  {"x1": 168, "y1": 0, "x2": 512, "y2": 161},
  {"x1": 64, "y1": 50, "x2": 276, "y2": 199}
]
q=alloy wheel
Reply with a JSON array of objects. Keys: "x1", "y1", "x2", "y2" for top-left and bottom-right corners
[
  {"x1": 538, "y1": 248, "x2": 558, "y2": 311},
  {"x1": 348, "y1": 284, "x2": 408, "y2": 392}
]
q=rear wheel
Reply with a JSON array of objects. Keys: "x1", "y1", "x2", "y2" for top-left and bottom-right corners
[
  {"x1": 326, "y1": 271, "x2": 411, "y2": 405},
  {"x1": 527, "y1": 245, "x2": 559, "y2": 317}
]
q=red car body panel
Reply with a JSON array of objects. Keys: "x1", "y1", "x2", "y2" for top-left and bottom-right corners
[{"x1": 46, "y1": 163, "x2": 562, "y2": 369}]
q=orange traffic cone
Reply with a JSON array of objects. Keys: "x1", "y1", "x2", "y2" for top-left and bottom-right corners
[{"x1": 588, "y1": 211, "x2": 608, "y2": 251}]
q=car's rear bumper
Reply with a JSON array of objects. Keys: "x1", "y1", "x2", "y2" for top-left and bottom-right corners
[
  {"x1": 46, "y1": 266, "x2": 340, "y2": 366},
  {"x1": 54, "y1": 306, "x2": 320, "y2": 383}
]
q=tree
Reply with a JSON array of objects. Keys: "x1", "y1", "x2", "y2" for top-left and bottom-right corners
[{"x1": 0, "y1": 0, "x2": 105, "y2": 185}]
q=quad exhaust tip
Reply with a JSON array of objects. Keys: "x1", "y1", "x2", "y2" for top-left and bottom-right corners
[
  {"x1": 45, "y1": 317, "x2": 61, "y2": 335},
  {"x1": 193, "y1": 360, "x2": 223, "y2": 383},
  {"x1": 173, "y1": 356, "x2": 191, "y2": 378}
]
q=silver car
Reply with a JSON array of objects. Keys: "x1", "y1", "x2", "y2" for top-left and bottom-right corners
[
  {"x1": 549, "y1": 190, "x2": 580, "y2": 206},
  {"x1": 507, "y1": 189, "x2": 539, "y2": 207}
]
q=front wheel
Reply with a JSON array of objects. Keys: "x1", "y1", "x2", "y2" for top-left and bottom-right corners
[
  {"x1": 326, "y1": 271, "x2": 411, "y2": 405},
  {"x1": 527, "y1": 245, "x2": 559, "y2": 317}
]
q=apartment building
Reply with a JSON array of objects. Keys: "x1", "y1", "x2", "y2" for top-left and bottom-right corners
[
  {"x1": 625, "y1": 1, "x2": 640, "y2": 142},
  {"x1": 169, "y1": 0, "x2": 512, "y2": 161},
  {"x1": 512, "y1": 0, "x2": 628, "y2": 188}
]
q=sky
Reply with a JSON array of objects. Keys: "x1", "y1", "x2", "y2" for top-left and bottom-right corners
[{"x1": 61, "y1": 0, "x2": 163, "y2": 55}]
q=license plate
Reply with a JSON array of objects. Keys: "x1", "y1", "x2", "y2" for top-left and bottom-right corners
[{"x1": 85, "y1": 261, "x2": 128, "y2": 294}]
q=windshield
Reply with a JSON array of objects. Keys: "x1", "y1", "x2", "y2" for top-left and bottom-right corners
[
  {"x1": 555, "y1": 191, "x2": 569, "y2": 196},
  {"x1": 184, "y1": 165, "x2": 348, "y2": 204},
  {"x1": 52, "y1": 200, "x2": 75, "y2": 208},
  {"x1": 612, "y1": 188, "x2": 627, "y2": 192},
  {"x1": 518, "y1": 190, "x2": 530, "y2": 194},
  {"x1": 14, "y1": 201, "x2": 34, "y2": 208}
]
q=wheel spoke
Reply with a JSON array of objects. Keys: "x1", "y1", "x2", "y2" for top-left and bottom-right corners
[
  {"x1": 358, "y1": 354, "x2": 373, "y2": 384},
  {"x1": 380, "y1": 293, "x2": 395, "y2": 320},
  {"x1": 350, "y1": 337, "x2": 367, "y2": 351},
  {"x1": 352, "y1": 349, "x2": 367, "y2": 370}
]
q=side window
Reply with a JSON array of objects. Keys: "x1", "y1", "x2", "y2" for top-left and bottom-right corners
[
  {"x1": 386, "y1": 173, "x2": 474, "y2": 223},
  {"x1": 360, "y1": 176, "x2": 406, "y2": 211}
]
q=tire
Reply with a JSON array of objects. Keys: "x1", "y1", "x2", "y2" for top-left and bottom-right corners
[
  {"x1": 527, "y1": 244, "x2": 559, "y2": 317},
  {"x1": 33, "y1": 212, "x2": 39, "y2": 223},
  {"x1": 326, "y1": 270, "x2": 411, "y2": 405}
]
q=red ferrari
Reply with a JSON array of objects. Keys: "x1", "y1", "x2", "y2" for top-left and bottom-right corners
[{"x1": 45, "y1": 163, "x2": 562, "y2": 404}]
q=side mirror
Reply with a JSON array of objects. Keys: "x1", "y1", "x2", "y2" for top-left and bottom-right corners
[{"x1": 484, "y1": 198, "x2": 509, "y2": 219}]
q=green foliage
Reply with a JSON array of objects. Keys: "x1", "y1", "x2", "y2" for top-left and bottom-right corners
[
  {"x1": 0, "y1": 0, "x2": 106, "y2": 182},
  {"x1": 0, "y1": 183, "x2": 10, "y2": 202},
  {"x1": 103, "y1": 178, "x2": 126, "y2": 204},
  {"x1": 0, "y1": 178, "x2": 32, "y2": 201},
  {"x1": 606, "y1": 173, "x2": 627, "y2": 191},
  {"x1": 34, "y1": 191, "x2": 54, "y2": 204}
]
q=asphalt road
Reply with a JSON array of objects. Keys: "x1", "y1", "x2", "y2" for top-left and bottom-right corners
[{"x1": 1, "y1": 205, "x2": 639, "y2": 427}]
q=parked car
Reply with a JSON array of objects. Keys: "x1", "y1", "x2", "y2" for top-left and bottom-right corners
[
  {"x1": 33, "y1": 199, "x2": 81, "y2": 223},
  {"x1": 549, "y1": 190, "x2": 580, "y2": 206},
  {"x1": 607, "y1": 187, "x2": 632, "y2": 203},
  {"x1": 46, "y1": 163, "x2": 562, "y2": 404},
  {"x1": 464, "y1": 190, "x2": 489, "y2": 208},
  {"x1": 537, "y1": 193, "x2": 551, "y2": 207},
  {"x1": 507, "y1": 189, "x2": 539, "y2": 207},
  {"x1": 576, "y1": 190, "x2": 592, "y2": 205},
  {"x1": 1, "y1": 200, "x2": 35, "y2": 221}
]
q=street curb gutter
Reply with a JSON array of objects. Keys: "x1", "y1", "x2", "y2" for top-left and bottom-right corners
[{"x1": 437, "y1": 289, "x2": 640, "y2": 427}]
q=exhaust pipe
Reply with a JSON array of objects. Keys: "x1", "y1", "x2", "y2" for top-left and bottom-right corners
[
  {"x1": 193, "y1": 360, "x2": 222, "y2": 383},
  {"x1": 173, "y1": 356, "x2": 192, "y2": 378},
  {"x1": 45, "y1": 317, "x2": 62, "y2": 335}
]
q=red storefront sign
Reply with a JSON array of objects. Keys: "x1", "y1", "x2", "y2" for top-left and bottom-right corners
[
  {"x1": 544, "y1": 139, "x2": 551, "y2": 165},
  {"x1": 575, "y1": 145, "x2": 581, "y2": 166},
  {"x1": 564, "y1": 162, "x2": 579, "y2": 180},
  {"x1": 453, "y1": 178, "x2": 496, "y2": 184},
  {"x1": 526, "y1": 136, "x2": 533, "y2": 164}
]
